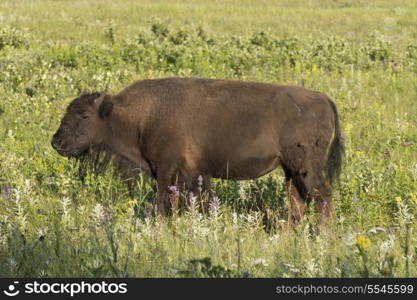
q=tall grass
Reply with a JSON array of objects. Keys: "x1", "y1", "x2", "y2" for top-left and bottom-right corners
[{"x1": 0, "y1": 0, "x2": 416, "y2": 277}]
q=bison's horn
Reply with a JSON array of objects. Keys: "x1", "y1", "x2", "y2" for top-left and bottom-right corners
[{"x1": 93, "y1": 93, "x2": 106, "y2": 109}]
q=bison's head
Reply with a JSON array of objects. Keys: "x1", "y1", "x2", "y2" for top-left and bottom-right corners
[{"x1": 51, "y1": 93, "x2": 113, "y2": 158}]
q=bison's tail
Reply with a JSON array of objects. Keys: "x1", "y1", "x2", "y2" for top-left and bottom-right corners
[{"x1": 326, "y1": 99, "x2": 344, "y2": 185}]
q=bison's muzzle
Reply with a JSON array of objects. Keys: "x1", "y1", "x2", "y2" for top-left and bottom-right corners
[{"x1": 51, "y1": 132, "x2": 62, "y2": 151}]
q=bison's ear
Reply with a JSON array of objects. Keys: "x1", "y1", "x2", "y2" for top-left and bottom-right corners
[
  {"x1": 94, "y1": 94, "x2": 113, "y2": 118},
  {"x1": 98, "y1": 101, "x2": 113, "y2": 118}
]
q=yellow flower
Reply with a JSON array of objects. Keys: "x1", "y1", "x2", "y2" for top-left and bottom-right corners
[
  {"x1": 356, "y1": 235, "x2": 371, "y2": 250},
  {"x1": 312, "y1": 64, "x2": 318, "y2": 74},
  {"x1": 395, "y1": 196, "x2": 402, "y2": 204},
  {"x1": 127, "y1": 199, "x2": 137, "y2": 207},
  {"x1": 56, "y1": 165, "x2": 64, "y2": 171}
]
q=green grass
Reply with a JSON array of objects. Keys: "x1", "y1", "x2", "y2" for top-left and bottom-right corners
[{"x1": 0, "y1": 0, "x2": 416, "y2": 277}]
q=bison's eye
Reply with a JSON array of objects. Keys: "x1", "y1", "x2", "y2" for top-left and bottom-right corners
[{"x1": 81, "y1": 113, "x2": 90, "y2": 120}]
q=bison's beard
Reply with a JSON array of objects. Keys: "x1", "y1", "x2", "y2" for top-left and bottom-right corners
[{"x1": 74, "y1": 145, "x2": 112, "y2": 182}]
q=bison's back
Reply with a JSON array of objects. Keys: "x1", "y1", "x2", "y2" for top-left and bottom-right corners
[{"x1": 120, "y1": 77, "x2": 329, "y2": 107}]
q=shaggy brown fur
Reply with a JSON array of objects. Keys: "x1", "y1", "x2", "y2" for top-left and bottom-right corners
[{"x1": 52, "y1": 77, "x2": 344, "y2": 224}]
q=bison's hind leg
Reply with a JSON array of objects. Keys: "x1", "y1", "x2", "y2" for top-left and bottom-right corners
[
  {"x1": 282, "y1": 142, "x2": 333, "y2": 226},
  {"x1": 281, "y1": 144, "x2": 309, "y2": 226},
  {"x1": 298, "y1": 161, "x2": 333, "y2": 225},
  {"x1": 285, "y1": 174, "x2": 308, "y2": 226}
]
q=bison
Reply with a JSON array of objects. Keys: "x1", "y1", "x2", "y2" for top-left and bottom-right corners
[{"x1": 51, "y1": 77, "x2": 344, "y2": 224}]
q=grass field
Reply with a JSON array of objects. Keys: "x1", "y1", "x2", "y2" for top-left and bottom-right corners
[{"x1": 0, "y1": 0, "x2": 416, "y2": 277}]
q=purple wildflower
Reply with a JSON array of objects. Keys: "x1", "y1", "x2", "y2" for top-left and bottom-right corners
[
  {"x1": 168, "y1": 185, "x2": 179, "y2": 196},
  {"x1": 47, "y1": 176, "x2": 54, "y2": 182},
  {"x1": 358, "y1": 207, "x2": 363, "y2": 215},
  {"x1": 1, "y1": 185, "x2": 11, "y2": 200},
  {"x1": 402, "y1": 141, "x2": 413, "y2": 147}
]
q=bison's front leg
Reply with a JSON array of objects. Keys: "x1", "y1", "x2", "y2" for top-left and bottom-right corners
[
  {"x1": 155, "y1": 166, "x2": 190, "y2": 216},
  {"x1": 156, "y1": 183, "x2": 170, "y2": 216},
  {"x1": 155, "y1": 166, "x2": 178, "y2": 216}
]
